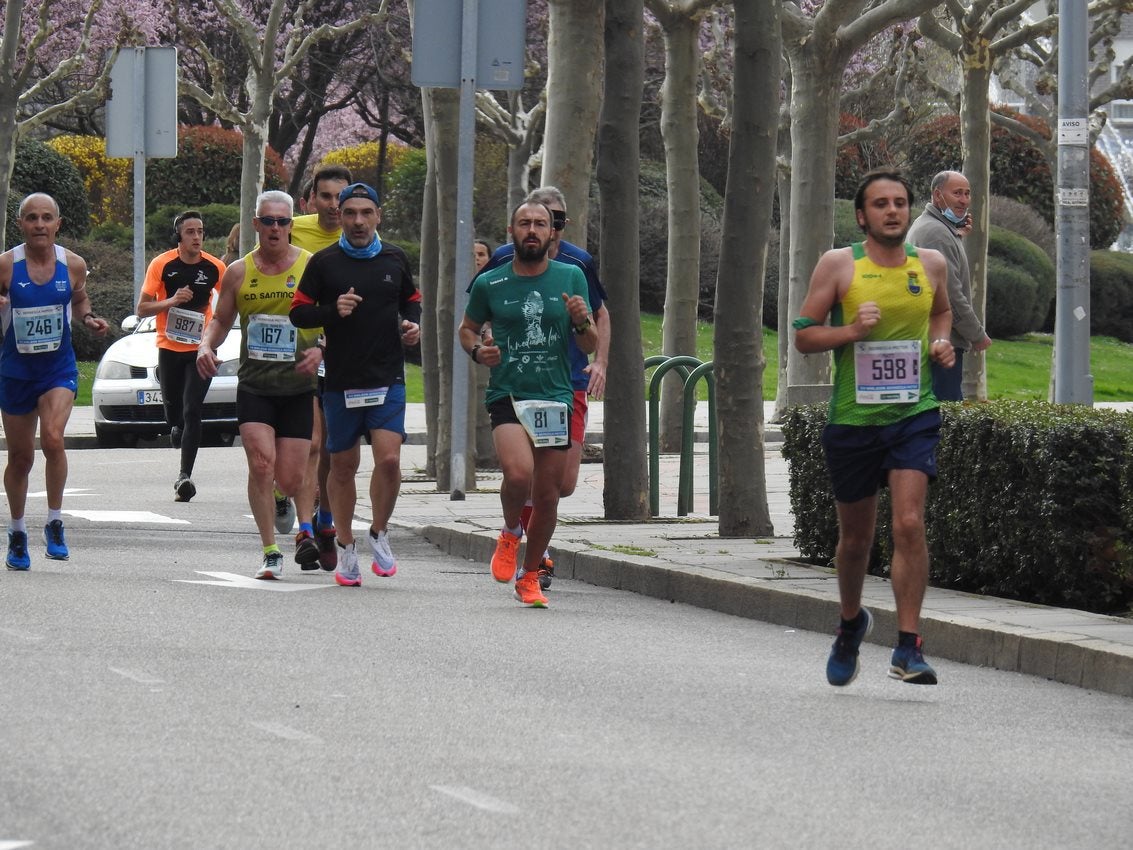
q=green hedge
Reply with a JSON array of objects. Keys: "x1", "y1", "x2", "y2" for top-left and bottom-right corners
[
  {"x1": 5, "y1": 139, "x2": 91, "y2": 248},
  {"x1": 1087, "y1": 250, "x2": 1133, "y2": 343},
  {"x1": 781, "y1": 402, "x2": 1133, "y2": 614}
]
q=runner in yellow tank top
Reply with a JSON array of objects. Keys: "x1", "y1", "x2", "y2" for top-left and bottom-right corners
[
  {"x1": 826, "y1": 242, "x2": 939, "y2": 426},
  {"x1": 197, "y1": 191, "x2": 327, "y2": 581},
  {"x1": 794, "y1": 170, "x2": 954, "y2": 688}
]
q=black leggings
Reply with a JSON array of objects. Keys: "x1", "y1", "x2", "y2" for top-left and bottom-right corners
[{"x1": 158, "y1": 347, "x2": 212, "y2": 476}]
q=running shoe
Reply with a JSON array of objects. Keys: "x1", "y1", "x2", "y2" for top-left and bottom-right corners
[
  {"x1": 43, "y1": 519, "x2": 69, "y2": 561},
  {"x1": 334, "y1": 542, "x2": 362, "y2": 587},
  {"x1": 6, "y1": 530, "x2": 30, "y2": 571},
  {"x1": 174, "y1": 473, "x2": 196, "y2": 503},
  {"x1": 170, "y1": 425, "x2": 183, "y2": 449},
  {"x1": 889, "y1": 636, "x2": 939, "y2": 685},
  {"x1": 369, "y1": 528, "x2": 398, "y2": 577},
  {"x1": 826, "y1": 607, "x2": 873, "y2": 687},
  {"x1": 490, "y1": 530, "x2": 521, "y2": 583},
  {"x1": 315, "y1": 518, "x2": 337, "y2": 571},
  {"x1": 294, "y1": 530, "x2": 321, "y2": 570},
  {"x1": 537, "y1": 553, "x2": 555, "y2": 590},
  {"x1": 255, "y1": 550, "x2": 284, "y2": 581},
  {"x1": 274, "y1": 492, "x2": 295, "y2": 533},
  {"x1": 514, "y1": 571, "x2": 548, "y2": 608}
]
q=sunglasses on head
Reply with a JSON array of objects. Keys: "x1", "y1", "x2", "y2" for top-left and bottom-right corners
[{"x1": 256, "y1": 215, "x2": 292, "y2": 227}]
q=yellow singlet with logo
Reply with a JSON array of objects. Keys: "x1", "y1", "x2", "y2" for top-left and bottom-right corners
[
  {"x1": 828, "y1": 242, "x2": 939, "y2": 426},
  {"x1": 236, "y1": 249, "x2": 320, "y2": 395}
]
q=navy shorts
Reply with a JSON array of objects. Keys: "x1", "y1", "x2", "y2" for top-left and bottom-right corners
[
  {"x1": 0, "y1": 370, "x2": 78, "y2": 415},
  {"x1": 821, "y1": 408, "x2": 941, "y2": 503},
  {"x1": 322, "y1": 383, "x2": 406, "y2": 453}
]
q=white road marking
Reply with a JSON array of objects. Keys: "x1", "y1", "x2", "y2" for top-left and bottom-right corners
[
  {"x1": 249, "y1": 722, "x2": 321, "y2": 742},
  {"x1": 0, "y1": 628, "x2": 43, "y2": 642},
  {"x1": 22, "y1": 488, "x2": 94, "y2": 499},
  {"x1": 64, "y1": 510, "x2": 189, "y2": 525},
  {"x1": 108, "y1": 667, "x2": 164, "y2": 685},
  {"x1": 430, "y1": 785, "x2": 519, "y2": 814},
  {"x1": 0, "y1": 841, "x2": 35, "y2": 849},
  {"x1": 174, "y1": 571, "x2": 333, "y2": 592}
]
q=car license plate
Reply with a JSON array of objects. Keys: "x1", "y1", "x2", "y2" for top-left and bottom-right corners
[{"x1": 138, "y1": 389, "x2": 163, "y2": 405}]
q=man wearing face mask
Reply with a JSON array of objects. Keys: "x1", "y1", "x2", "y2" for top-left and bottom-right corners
[{"x1": 907, "y1": 170, "x2": 992, "y2": 401}]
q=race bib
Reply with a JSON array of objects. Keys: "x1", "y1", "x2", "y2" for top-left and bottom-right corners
[
  {"x1": 167, "y1": 306, "x2": 205, "y2": 345},
  {"x1": 344, "y1": 387, "x2": 388, "y2": 408},
  {"x1": 512, "y1": 398, "x2": 570, "y2": 447},
  {"x1": 247, "y1": 314, "x2": 297, "y2": 361},
  {"x1": 13, "y1": 304, "x2": 64, "y2": 353},
  {"x1": 853, "y1": 339, "x2": 920, "y2": 404}
]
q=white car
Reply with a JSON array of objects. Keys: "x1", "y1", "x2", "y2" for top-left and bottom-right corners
[{"x1": 92, "y1": 314, "x2": 241, "y2": 447}]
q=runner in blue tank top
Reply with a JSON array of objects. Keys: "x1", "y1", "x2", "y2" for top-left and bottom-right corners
[{"x1": 0, "y1": 193, "x2": 109, "y2": 570}]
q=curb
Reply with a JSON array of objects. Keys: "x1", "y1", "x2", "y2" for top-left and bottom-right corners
[{"x1": 416, "y1": 522, "x2": 1133, "y2": 699}]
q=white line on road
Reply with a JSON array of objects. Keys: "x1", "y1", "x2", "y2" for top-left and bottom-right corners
[
  {"x1": 108, "y1": 667, "x2": 165, "y2": 685},
  {"x1": 0, "y1": 841, "x2": 35, "y2": 849},
  {"x1": 64, "y1": 510, "x2": 190, "y2": 524},
  {"x1": 430, "y1": 785, "x2": 519, "y2": 814},
  {"x1": 249, "y1": 722, "x2": 321, "y2": 742},
  {"x1": 0, "y1": 627, "x2": 43, "y2": 642},
  {"x1": 174, "y1": 571, "x2": 334, "y2": 592}
]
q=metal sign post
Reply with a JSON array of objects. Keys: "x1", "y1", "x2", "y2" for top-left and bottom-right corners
[
  {"x1": 106, "y1": 47, "x2": 178, "y2": 306},
  {"x1": 411, "y1": 0, "x2": 526, "y2": 498}
]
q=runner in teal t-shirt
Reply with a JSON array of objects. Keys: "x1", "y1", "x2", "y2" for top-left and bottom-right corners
[{"x1": 459, "y1": 201, "x2": 597, "y2": 608}]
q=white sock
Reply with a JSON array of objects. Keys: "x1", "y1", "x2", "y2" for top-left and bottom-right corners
[
  {"x1": 506, "y1": 524, "x2": 523, "y2": 538},
  {"x1": 48, "y1": 509, "x2": 63, "y2": 523},
  {"x1": 10, "y1": 517, "x2": 26, "y2": 533}
]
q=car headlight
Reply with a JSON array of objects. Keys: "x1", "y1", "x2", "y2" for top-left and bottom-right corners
[
  {"x1": 95, "y1": 360, "x2": 133, "y2": 380},
  {"x1": 216, "y1": 358, "x2": 240, "y2": 378}
]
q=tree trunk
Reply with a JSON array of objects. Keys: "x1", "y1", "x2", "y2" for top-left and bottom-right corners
[
  {"x1": 0, "y1": 0, "x2": 23, "y2": 251},
  {"x1": 784, "y1": 56, "x2": 840, "y2": 390},
  {"x1": 714, "y1": 0, "x2": 777, "y2": 537},
  {"x1": 771, "y1": 104, "x2": 792, "y2": 423},
  {"x1": 542, "y1": 0, "x2": 604, "y2": 241},
  {"x1": 960, "y1": 61, "x2": 992, "y2": 401},
  {"x1": 598, "y1": 0, "x2": 649, "y2": 521},
  {"x1": 657, "y1": 13, "x2": 703, "y2": 453},
  {"x1": 419, "y1": 87, "x2": 441, "y2": 479}
]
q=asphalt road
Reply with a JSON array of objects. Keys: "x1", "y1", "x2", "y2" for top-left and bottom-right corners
[{"x1": 2, "y1": 445, "x2": 1132, "y2": 849}]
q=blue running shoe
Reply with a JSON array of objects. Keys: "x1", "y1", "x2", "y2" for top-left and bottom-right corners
[
  {"x1": 43, "y1": 520, "x2": 69, "y2": 560},
  {"x1": 6, "y1": 530, "x2": 31, "y2": 570},
  {"x1": 826, "y1": 607, "x2": 873, "y2": 686},
  {"x1": 889, "y1": 636, "x2": 938, "y2": 685}
]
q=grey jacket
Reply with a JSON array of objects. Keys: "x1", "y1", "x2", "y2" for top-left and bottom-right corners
[{"x1": 906, "y1": 203, "x2": 987, "y2": 351}]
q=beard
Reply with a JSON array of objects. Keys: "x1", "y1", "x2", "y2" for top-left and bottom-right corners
[{"x1": 514, "y1": 233, "x2": 551, "y2": 262}]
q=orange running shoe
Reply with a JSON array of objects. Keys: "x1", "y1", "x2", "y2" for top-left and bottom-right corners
[
  {"x1": 514, "y1": 571, "x2": 548, "y2": 607},
  {"x1": 490, "y1": 530, "x2": 521, "y2": 583}
]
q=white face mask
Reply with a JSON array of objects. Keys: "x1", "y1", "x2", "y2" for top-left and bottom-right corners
[{"x1": 941, "y1": 206, "x2": 967, "y2": 226}]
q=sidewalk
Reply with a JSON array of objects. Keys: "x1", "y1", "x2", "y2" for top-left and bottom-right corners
[{"x1": 24, "y1": 402, "x2": 1133, "y2": 698}]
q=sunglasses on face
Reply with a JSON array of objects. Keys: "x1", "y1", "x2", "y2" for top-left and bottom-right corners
[{"x1": 256, "y1": 216, "x2": 292, "y2": 227}]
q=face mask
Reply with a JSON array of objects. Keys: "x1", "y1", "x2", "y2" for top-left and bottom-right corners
[{"x1": 941, "y1": 206, "x2": 967, "y2": 226}]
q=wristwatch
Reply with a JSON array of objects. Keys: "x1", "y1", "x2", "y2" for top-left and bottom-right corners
[
  {"x1": 571, "y1": 319, "x2": 591, "y2": 335},
  {"x1": 470, "y1": 344, "x2": 482, "y2": 362}
]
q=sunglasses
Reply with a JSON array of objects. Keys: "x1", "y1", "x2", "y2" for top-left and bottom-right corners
[
  {"x1": 256, "y1": 216, "x2": 292, "y2": 227},
  {"x1": 551, "y1": 210, "x2": 567, "y2": 231}
]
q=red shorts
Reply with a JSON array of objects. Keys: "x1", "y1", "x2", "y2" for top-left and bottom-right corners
[{"x1": 571, "y1": 389, "x2": 588, "y2": 445}]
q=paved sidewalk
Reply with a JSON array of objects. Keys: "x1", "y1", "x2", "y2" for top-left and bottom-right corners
[{"x1": 13, "y1": 402, "x2": 1133, "y2": 698}]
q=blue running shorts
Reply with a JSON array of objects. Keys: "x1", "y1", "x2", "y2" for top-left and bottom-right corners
[
  {"x1": 0, "y1": 370, "x2": 79, "y2": 415},
  {"x1": 321, "y1": 383, "x2": 407, "y2": 453},
  {"x1": 820, "y1": 408, "x2": 941, "y2": 503}
]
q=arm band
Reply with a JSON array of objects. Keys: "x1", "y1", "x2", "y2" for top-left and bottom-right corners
[{"x1": 792, "y1": 317, "x2": 820, "y2": 331}]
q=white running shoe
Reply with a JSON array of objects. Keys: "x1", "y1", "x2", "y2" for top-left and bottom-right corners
[
  {"x1": 256, "y1": 550, "x2": 284, "y2": 580},
  {"x1": 335, "y1": 542, "x2": 362, "y2": 587},
  {"x1": 369, "y1": 529, "x2": 398, "y2": 577},
  {"x1": 274, "y1": 492, "x2": 295, "y2": 534}
]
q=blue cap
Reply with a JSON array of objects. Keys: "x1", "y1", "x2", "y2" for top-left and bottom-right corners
[{"x1": 338, "y1": 182, "x2": 380, "y2": 207}]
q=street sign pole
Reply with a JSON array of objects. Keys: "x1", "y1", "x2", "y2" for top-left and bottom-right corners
[
  {"x1": 1054, "y1": 0, "x2": 1093, "y2": 404},
  {"x1": 448, "y1": 0, "x2": 479, "y2": 500}
]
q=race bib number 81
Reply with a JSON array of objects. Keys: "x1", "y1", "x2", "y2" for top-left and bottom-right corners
[
  {"x1": 512, "y1": 398, "x2": 570, "y2": 447},
  {"x1": 853, "y1": 339, "x2": 920, "y2": 404}
]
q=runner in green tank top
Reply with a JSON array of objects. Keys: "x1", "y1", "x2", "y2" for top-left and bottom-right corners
[
  {"x1": 793, "y1": 170, "x2": 954, "y2": 688},
  {"x1": 197, "y1": 191, "x2": 326, "y2": 581}
]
